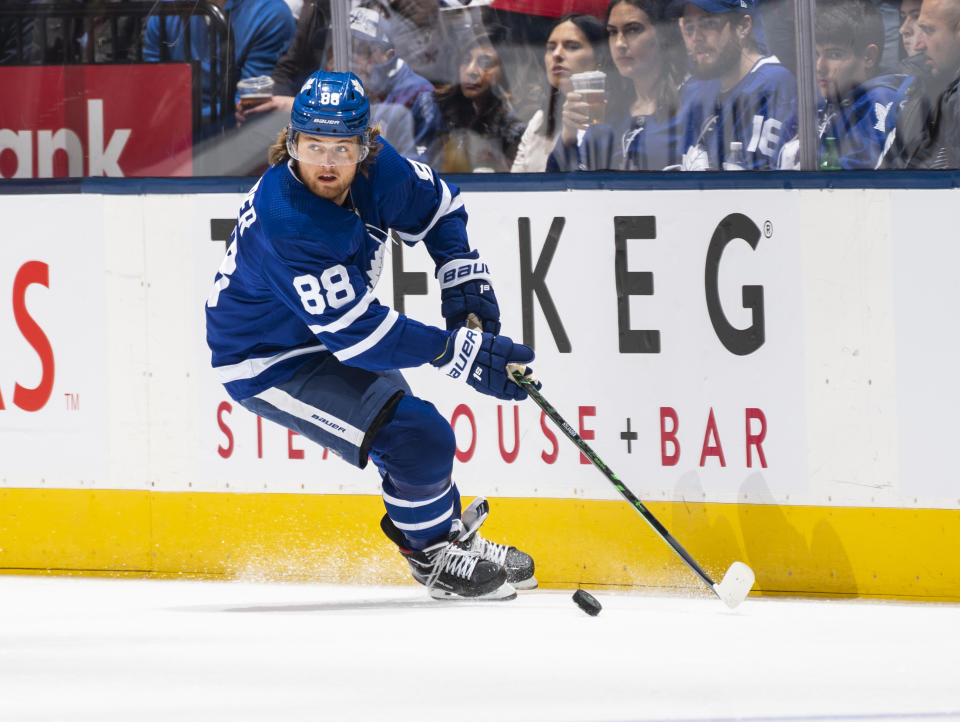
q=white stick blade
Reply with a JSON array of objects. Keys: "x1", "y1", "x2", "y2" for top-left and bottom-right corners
[{"x1": 713, "y1": 561, "x2": 755, "y2": 609}]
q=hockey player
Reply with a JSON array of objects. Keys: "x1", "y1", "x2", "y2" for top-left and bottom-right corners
[
  {"x1": 205, "y1": 69, "x2": 538, "y2": 600},
  {"x1": 671, "y1": 0, "x2": 798, "y2": 170}
]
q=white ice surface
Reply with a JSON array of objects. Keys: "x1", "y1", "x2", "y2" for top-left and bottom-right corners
[{"x1": 1, "y1": 575, "x2": 958, "y2": 722}]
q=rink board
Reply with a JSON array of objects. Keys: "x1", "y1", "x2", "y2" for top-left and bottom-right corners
[
  {"x1": 1, "y1": 183, "x2": 959, "y2": 599},
  {"x1": 2, "y1": 489, "x2": 958, "y2": 600}
]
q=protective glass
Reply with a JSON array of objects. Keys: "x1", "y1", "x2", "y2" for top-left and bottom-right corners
[
  {"x1": 679, "y1": 15, "x2": 731, "y2": 39},
  {"x1": 286, "y1": 128, "x2": 370, "y2": 166}
]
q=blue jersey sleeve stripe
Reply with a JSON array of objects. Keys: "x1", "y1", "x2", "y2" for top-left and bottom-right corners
[
  {"x1": 394, "y1": 180, "x2": 464, "y2": 244},
  {"x1": 214, "y1": 344, "x2": 327, "y2": 383},
  {"x1": 307, "y1": 287, "x2": 376, "y2": 335},
  {"x1": 333, "y1": 309, "x2": 400, "y2": 362}
]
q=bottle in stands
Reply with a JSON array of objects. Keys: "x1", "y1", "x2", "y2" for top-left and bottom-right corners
[
  {"x1": 723, "y1": 140, "x2": 745, "y2": 170},
  {"x1": 820, "y1": 136, "x2": 842, "y2": 171}
]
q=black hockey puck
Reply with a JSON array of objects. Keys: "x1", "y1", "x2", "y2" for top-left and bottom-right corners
[{"x1": 572, "y1": 589, "x2": 602, "y2": 616}]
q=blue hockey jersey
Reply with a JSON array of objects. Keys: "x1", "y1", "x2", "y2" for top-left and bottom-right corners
[
  {"x1": 818, "y1": 74, "x2": 904, "y2": 169},
  {"x1": 545, "y1": 107, "x2": 689, "y2": 172},
  {"x1": 205, "y1": 139, "x2": 474, "y2": 401},
  {"x1": 369, "y1": 59, "x2": 438, "y2": 161},
  {"x1": 681, "y1": 55, "x2": 798, "y2": 170}
]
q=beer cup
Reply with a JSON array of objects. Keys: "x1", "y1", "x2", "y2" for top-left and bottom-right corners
[
  {"x1": 237, "y1": 75, "x2": 275, "y2": 109},
  {"x1": 570, "y1": 70, "x2": 606, "y2": 124}
]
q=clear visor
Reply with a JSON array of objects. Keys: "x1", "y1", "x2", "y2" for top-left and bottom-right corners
[{"x1": 287, "y1": 127, "x2": 370, "y2": 167}]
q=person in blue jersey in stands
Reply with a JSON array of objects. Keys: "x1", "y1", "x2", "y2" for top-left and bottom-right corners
[
  {"x1": 779, "y1": 0, "x2": 904, "y2": 170},
  {"x1": 347, "y1": 5, "x2": 439, "y2": 161},
  {"x1": 672, "y1": 0, "x2": 798, "y2": 170},
  {"x1": 205, "y1": 69, "x2": 538, "y2": 601},
  {"x1": 144, "y1": 0, "x2": 296, "y2": 125},
  {"x1": 547, "y1": 0, "x2": 690, "y2": 171}
]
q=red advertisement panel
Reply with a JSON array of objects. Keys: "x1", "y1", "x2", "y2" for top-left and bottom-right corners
[{"x1": 0, "y1": 64, "x2": 193, "y2": 178}]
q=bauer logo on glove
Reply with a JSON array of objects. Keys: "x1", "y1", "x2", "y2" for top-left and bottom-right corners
[
  {"x1": 440, "y1": 261, "x2": 490, "y2": 286},
  {"x1": 432, "y1": 327, "x2": 536, "y2": 402},
  {"x1": 440, "y1": 328, "x2": 479, "y2": 380},
  {"x1": 437, "y1": 256, "x2": 501, "y2": 335}
]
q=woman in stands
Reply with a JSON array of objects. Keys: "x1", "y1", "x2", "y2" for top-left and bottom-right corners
[
  {"x1": 511, "y1": 14, "x2": 612, "y2": 172},
  {"x1": 427, "y1": 28, "x2": 527, "y2": 172},
  {"x1": 548, "y1": 0, "x2": 687, "y2": 171}
]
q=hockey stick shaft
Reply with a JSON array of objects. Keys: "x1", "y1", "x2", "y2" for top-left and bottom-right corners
[
  {"x1": 464, "y1": 314, "x2": 750, "y2": 605},
  {"x1": 509, "y1": 368, "x2": 724, "y2": 595}
]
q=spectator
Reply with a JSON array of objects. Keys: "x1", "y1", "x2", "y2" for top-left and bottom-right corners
[
  {"x1": 674, "y1": 0, "x2": 798, "y2": 170},
  {"x1": 270, "y1": 0, "x2": 331, "y2": 94},
  {"x1": 145, "y1": 0, "x2": 296, "y2": 125},
  {"x1": 388, "y1": 0, "x2": 457, "y2": 86},
  {"x1": 511, "y1": 13, "x2": 609, "y2": 172},
  {"x1": 781, "y1": 0, "x2": 903, "y2": 169},
  {"x1": 900, "y1": 0, "x2": 923, "y2": 56},
  {"x1": 879, "y1": 0, "x2": 960, "y2": 168},
  {"x1": 346, "y1": 6, "x2": 438, "y2": 160},
  {"x1": 548, "y1": 0, "x2": 689, "y2": 171},
  {"x1": 818, "y1": 0, "x2": 905, "y2": 168},
  {"x1": 895, "y1": 0, "x2": 932, "y2": 81},
  {"x1": 483, "y1": 0, "x2": 609, "y2": 120},
  {"x1": 870, "y1": 0, "x2": 910, "y2": 74},
  {"x1": 239, "y1": 4, "x2": 437, "y2": 158},
  {"x1": 427, "y1": 29, "x2": 527, "y2": 172},
  {"x1": 235, "y1": 0, "x2": 330, "y2": 127}
]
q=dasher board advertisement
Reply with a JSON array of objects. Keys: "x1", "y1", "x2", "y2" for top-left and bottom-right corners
[
  {"x1": 0, "y1": 196, "x2": 109, "y2": 482},
  {"x1": 3, "y1": 186, "x2": 955, "y2": 510},
  {"x1": 0, "y1": 65, "x2": 193, "y2": 179},
  {"x1": 196, "y1": 189, "x2": 807, "y2": 505}
]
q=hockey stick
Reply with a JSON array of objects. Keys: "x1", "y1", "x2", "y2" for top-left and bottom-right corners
[
  {"x1": 507, "y1": 367, "x2": 754, "y2": 608},
  {"x1": 464, "y1": 315, "x2": 753, "y2": 607}
]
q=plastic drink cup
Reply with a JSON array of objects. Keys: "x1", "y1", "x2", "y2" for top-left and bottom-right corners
[
  {"x1": 570, "y1": 71, "x2": 606, "y2": 124},
  {"x1": 237, "y1": 75, "x2": 275, "y2": 109}
]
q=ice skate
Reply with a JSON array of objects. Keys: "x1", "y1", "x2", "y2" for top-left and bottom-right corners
[
  {"x1": 459, "y1": 497, "x2": 537, "y2": 590},
  {"x1": 380, "y1": 515, "x2": 516, "y2": 601}
]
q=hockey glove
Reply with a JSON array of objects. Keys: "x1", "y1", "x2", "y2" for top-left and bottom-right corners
[
  {"x1": 432, "y1": 327, "x2": 539, "y2": 402},
  {"x1": 437, "y1": 257, "x2": 501, "y2": 335}
]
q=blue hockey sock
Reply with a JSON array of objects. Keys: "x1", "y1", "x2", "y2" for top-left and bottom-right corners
[{"x1": 369, "y1": 395, "x2": 461, "y2": 550}]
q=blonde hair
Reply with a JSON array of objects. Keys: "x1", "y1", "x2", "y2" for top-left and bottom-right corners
[{"x1": 268, "y1": 126, "x2": 383, "y2": 177}]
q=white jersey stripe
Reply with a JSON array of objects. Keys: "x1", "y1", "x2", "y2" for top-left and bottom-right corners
[
  {"x1": 254, "y1": 386, "x2": 365, "y2": 447},
  {"x1": 390, "y1": 504, "x2": 455, "y2": 531},
  {"x1": 394, "y1": 181, "x2": 463, "y2": 244},
  {"x1": 381, "y1": 483, "x2": 452, "y2": 509},
  {"x1": 214, "y1": 344, "x2": 327, "y2": 383},
  {"x1": 308, "y1": 288, "x2": 376, "y2": 335},
  {"x1": 751, "y1": 55, "x2": 782, "y2": 74},
  {"x1": 333, "y1": 309, "x2": 399, "y2": 362}
]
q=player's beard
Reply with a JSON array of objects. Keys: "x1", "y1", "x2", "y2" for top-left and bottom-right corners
[
  {"x1": 692, "y1": 35, "x2": 741, "y2": 81},
  {"x1": 297, "y1": 161, "x2": 358, "y2": 205}
]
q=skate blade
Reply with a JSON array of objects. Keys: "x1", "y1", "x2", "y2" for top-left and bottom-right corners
[
  {"x1": 429, "y1": 582, "x2": 517, "y2": 601},
  {"x1": 511, "y1": 576, "x2": 538, "y2": 590}
]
